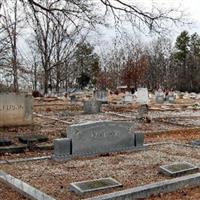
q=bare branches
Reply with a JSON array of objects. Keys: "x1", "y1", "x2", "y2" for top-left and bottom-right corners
[
  {"x1": 21, "y1": 0, "x2": 187, "y2": 33},
  {"x1": 99, "y1": 0, "x2": 185, "y2": 33}
]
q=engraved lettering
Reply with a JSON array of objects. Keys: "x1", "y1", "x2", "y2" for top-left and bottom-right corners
[{"x1": 0, "y1": 104, "x2": 24, "y2": 112}]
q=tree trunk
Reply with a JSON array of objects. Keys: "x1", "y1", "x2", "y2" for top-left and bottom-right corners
[{"x1": 44, "y1": 70, "x2": 49, "y2": 94}]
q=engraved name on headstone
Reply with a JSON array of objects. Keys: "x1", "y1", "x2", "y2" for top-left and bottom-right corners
[
  {"x1": 67, "y1": 121, "x2": 135, "y2": 155},
  {"x1": 0, "y1": 93, "x2": 33, "y2": 127}
]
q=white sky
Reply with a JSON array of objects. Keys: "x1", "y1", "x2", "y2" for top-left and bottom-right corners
[
  {"x1": 90, "y1": 0, "x2": 200, "y2": 48},
  {"x1": 16, "y1": 0, "x2": 200, "y2": 61}
]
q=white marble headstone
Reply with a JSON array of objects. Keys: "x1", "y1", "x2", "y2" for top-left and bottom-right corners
[{"x1": 136, "y1": 88, "x2": 149, "y2": 105}]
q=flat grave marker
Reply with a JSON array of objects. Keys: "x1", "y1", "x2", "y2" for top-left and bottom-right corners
[
  {"x1": 0, "y1": 138, "x2": 12, "y2": 147},
  {"x1": 160, "y1": 162, "x2": 199, "y2": 177},
  {"x1": 69, "y1": 177, "x2": 122, "y2": 195},
  {"x1": 191, "y1": 140, "x2": 200, "y2": 146}
]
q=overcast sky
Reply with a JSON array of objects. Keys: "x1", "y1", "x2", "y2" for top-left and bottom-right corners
[{"x1": 17, "y1": 0, "x2": 200, "y2": 61}]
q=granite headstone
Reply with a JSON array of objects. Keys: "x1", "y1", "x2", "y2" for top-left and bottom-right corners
[{"x1": 67, "y1": 121, "x2": 135, "y2": 155}]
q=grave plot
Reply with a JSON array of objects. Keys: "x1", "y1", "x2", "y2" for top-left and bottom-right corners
[{"x1": 0, "y1": 143, "x2": 199, "y2": 200}]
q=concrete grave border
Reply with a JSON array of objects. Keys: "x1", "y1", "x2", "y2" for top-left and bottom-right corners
[
  {"x1": 0, "y1": 171, "x2": 55, "y2": 200},
  {"x1": 85, "y1": 173, "x2": 200, "y2": 200}
]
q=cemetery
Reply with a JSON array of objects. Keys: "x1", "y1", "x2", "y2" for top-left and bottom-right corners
[
  {"x1": 2, "y1": 1, "x2": 200, "y2": 199},
  {"x1": 0, "y1": 90, "x2": 200, "y2": 200}
]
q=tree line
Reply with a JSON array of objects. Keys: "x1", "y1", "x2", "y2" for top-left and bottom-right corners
[{"x1": 98, "y1": 31, "x2": 200, "y2": 93}]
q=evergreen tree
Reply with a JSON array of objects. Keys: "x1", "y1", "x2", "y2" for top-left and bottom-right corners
[{"x1": 74, "y1": 42, "x2": 100, "y2": 88}]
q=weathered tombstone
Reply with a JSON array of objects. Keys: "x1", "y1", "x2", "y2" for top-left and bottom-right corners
[
  {"x1": 53, "y1": 138, "x2": 72, "y2": 160},
  {"x1": 156, "y1": 93, "x2": 165, "y2": 104},
  {"x1": 137, "y1": 104, "x2": 149, "y2": 119},
  {"x1": 95, "y1": 90, "x2": 108, "y2": 103},
  {"x1": 124, "y1": 93, "x2": 133, "y2": 104},
  {"x1": 0, "y1": 93, "x2": 33, "y2": 127},
  {"x1": 159, "y1": 162, "x2": 199, "y2": 177},
  {"x1": 69, "y1": 95, "x2": 76, "y2": 101},
  {"x1": 83, "y1": 100, "x2": 102, "y2": 114},
  {"x1": 67, "y1": 121, "x2": 136, "y2": 156},
  {"x1": 167, "y1": 94, "x2": 176, "y2": 103},
  {"x1": 69, "y1": 177, "x2": 122, "y2": 195},
  {"x1": 136, "y1": 88, "x2": 149, "y2": 105}
]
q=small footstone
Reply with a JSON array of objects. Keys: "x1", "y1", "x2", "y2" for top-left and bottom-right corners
[{"x1": 0, "y1": 139, "x2": 12, "y2": 147}]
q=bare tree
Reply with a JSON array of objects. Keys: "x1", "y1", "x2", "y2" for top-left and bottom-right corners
[
  {"x1": 28, "y1": 0, "x2": 90, "y2": 94},
  {"x1": 0, "y1": 0, "x2": 24, "y2": 92}
]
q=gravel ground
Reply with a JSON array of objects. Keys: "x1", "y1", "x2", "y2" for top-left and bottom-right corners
[
  {"x1": 0, "y1": 182, "x2": 27, "y2": 200},
  {"x1": 0, "y1": 144, "x2": 199, "y2": 200},
  {"x1": 149, "y1": 187, "x2": 200, "y2": 200}
]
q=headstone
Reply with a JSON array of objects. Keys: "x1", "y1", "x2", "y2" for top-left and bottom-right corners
[
  {"x1": 95, "y1": 90, "x2": 108, "y2": 103},
  {"x1": 159, "y1": 162, "x2": 199, "y2": 177},
  {"x1": 69, "y1": 95, "x2": 76, "y2": 101},
  {"x1": 67, "y1": 121, "x2": 136, "y2": 156},
  {"x1": 167, "y1": 94, "x2": 176, "y2": 103},
  {"x1": 137, "y1": 104, "x2": 149, "y2": 119},
  {"x1": 83, "y1": 100, "x2": 102, "y2": 114},
  {"x1": 69, "y1": 177, "x2": 122, "y2": 195},
  {"x1": 53, "y1": 138, "x2": 72, "y2": 160},
  {"x1": 0, "y1": 93, "x2": 33, "y2": 127},
  {"x1": 136, "y1": 88, "x2": 149, "y2": 105},
  {"x1": 124, "y1": 93, "x2": 133, "y2": 104},
  {"x1": 156, "y1": 93, "x2": 165, "y2": 104}
]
